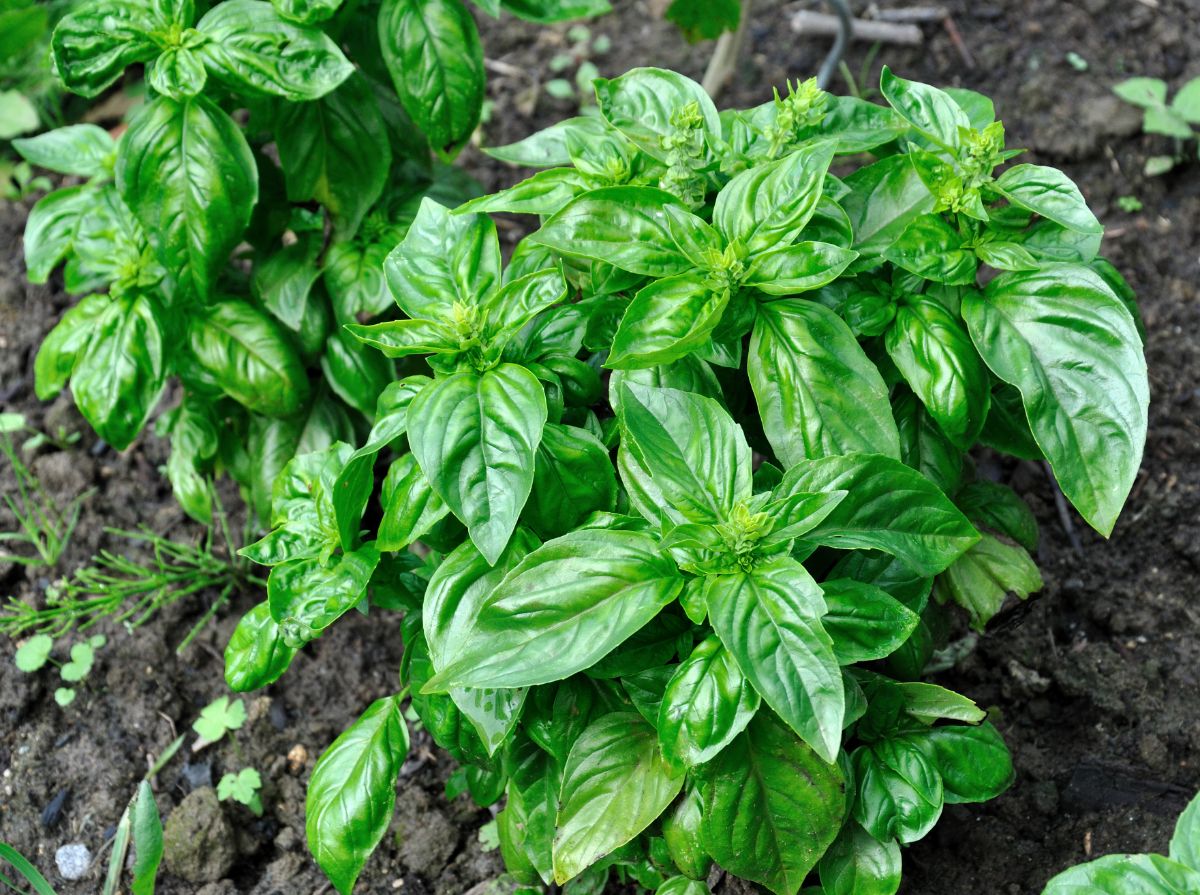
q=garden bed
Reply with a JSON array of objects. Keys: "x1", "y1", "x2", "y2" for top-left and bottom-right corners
[{"x1": 1, "y1": 0, "x2": 1198, "y2": 892}]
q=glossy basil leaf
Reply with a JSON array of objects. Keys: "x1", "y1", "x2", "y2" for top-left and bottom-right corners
[
  {"x1": 347, "y1": 317, "x2": 458, "y2": 358},
  {"x1": 458, "y1": 168, "x2": 594, "y2": 216},
  {"x1": 934, "y1": 533, "x2": 1042, "y2": 631},
  {"x1": 594, "y1": 67, "x2": 720, "y2": 162},
  {"x1": 486, "y1": 116, "x2": 611, "y2": 167},
  {"x1": 224, "y1": 601, "x2": 299, "y2": 691},
  {"x1": 1171, "y1": 792, "x2": 1200, "y2": 872},
  {"x1": 522, "y1": 423, "x2": 618, "y2": 539},
  {"x1": 408, "y1": 364, "x2": 547, "y2": 564},
  {"x1": 160, "y1": 397, "x2": 219, "y2": 524},
  {"x1": 885, "y1": 294, "x2": 990, "y2": 449},
  {"x1": 853, "y1": 738, "x2": 943, "y2": 845},
  {"x1": 34, "y1": 292, "x2": 109, "y2": 401},
  {"x1": 818, "y1": 822, "x2": 902, "y2": 895},
  {"x1": 307, "y1": 695, "x2": 408, "y2": 894},
  {"x1": 321, "y1": 327, "x2": 391, "y2": 415},
  {"x1": 50, "y1": 1, "x2": 162, "y2": 97},
  {"x1": 425, "y1": 527, "x2": 683, "y2": 690},
  {"x1": 532, "y1": 186, "x2": 697, "y2": 278},
  {"x1": 608, "y1": 275, "x2": 727, "y2": 370},
  {"x1": 750, "y1": 300, "x2": 900, "y2": 466},
  {"x1": 656, "y1": 877, "x2": 709, "y2": 895},
  {"x1": 253, "y1": 232, "x2": 323, "y2": 331},
  {"x1": 821, "y1": 578, "x2": 920, "y2": 665},
  {"x1": 188, "y1": 299, "x2": 310, "y2": 418},
  {"x1": 501, "y1": 0, "x2": 612, "y2": 23},
  {"x1": 879, "y1": 66, "x2": 969, "y2": 152},
  {"x1": 883, "y1": 214, "x2": 977, "y2": 285},
  {"x1": 661, "y1": 785, "x2": 711, "y2": 881},
  {"x1": 777, "y1": 454, "x2": 980, "y2": 576},
  {"x1": 975, "y1": 239, "x2": 1040, "y2": 272},
  {"x1": 803, "y1": 94, "x2": 909, "y2": 154},
  {"x1": 552, "y1": 712, "x2": 683, "y2": 884},
  {"x1": 378, "y1": 453, "x2": 449, "y2": 551},
  {"x1": 892, "y1": 388, "x2": 963, "y2": 495},
  {"x1": 704, "y1": 558, "x2": 842, "y2": 762},
  {"x1": 275, "y1": 73, "x2": 390, "y2": 238},
  {"x1": 72, "y1": 293, "x2": 166, "y2": 451},
  {"x1": 658, "y1": 635, "x2": 759, "y2": 769},
  {"x1": 268, "y1": 546, "x2": 381, "y2": 647},
  {"x1": 1042, "y1": 854, "x2": 1200, "y2": 895},
  {"x1": 979, "y1": 383, "x2": 1043, "y2": 461},
  {"x1": 481, "y1": 266, "x2": 568, "y2": 344},
  {"x1": 272, "y1": 0, "x2": 343, "y2": 23},
  {"x1": 714, "y1": 140, "x2": 835, "y2": 254},
  {"x1": 743, "y1": 241, "x2": 858, "y2": 295},
  {"x1": 907, "y1": 722, "x2": 1013, "y2": 804},
  {"x1": 378, "y1": 0, "x2": 485, "y2": 154},
  {"x1": 617, "y1": 382, "x2": 752, "y2": 525},
  {"x1": 22, "y1": 186, "x2": 91, "y2": 284},
  {"x1": 698, "y1": 709, "x2": 846, "y2": 895},
  {"x1": 13, "y1": 124, "x2": 115, "y2": 179},
  {"x1": 963, "y1": 265, "x2": 1148, "y2": 536},
  {"x1": 841, "y1": 154, "x2": 938, "y2": 262},
  {"x1": 117, "y1": 95, "x2": 257, "y2": 302},
  {"x1": 955, "y1": 480, "x2": 1038, "y2": 552},
  {"x1": 994, "y1": 164, "x2": 1102, "y2": 235}
]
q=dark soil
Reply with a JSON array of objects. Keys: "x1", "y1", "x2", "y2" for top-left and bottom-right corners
[{"x1": 2, "y1": 1, "x2": 1199, "y2": 893}]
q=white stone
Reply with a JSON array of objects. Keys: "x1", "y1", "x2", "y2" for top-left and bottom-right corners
[{"x1": 55, "y1": 843, "x2": 91, "y2": 881}]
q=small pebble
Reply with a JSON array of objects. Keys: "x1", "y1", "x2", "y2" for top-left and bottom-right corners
[
  {"x1": 55, "y1": 843, "x2": 91, "y2": 881},
  {"x1": 41, "y1": 789, "x2": 70, "y2": 828}
]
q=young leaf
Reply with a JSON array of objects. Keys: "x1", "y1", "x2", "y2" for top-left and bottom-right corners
[
  {"x1": 552, "y1": 712, "x2": 684, "y2": 884},
  {"x1": 13, "y1": 124, "x2": 115, "y2": 179},
  {"x1": 608, "y1": 275, "x2": 727, "y2": 370},
  {"x1": 193, "y1": 696, "x2": 248, "y2": 742},
  {"x1": 130, "y1": 780, "x2": 164, "y2": 895},
  {"x1": 853, "y1": 738, "x2": 943, "y2": 844},
  {"x1": 820, "y1": 579, "x2": 920, "y2": 665},
  {"x1": 268, "y1": 546, "x2": 381, "y2": 647},
  {"x1": 307, "y1": 695, "x2": 409, "y2": 894},
  {"x1": 879, "y1": 66, "x2": 969, "y2": 152},
  {"x1": 993, "y1": 164, "x2": 1102, "y2": 236},
  {"x1": 906, "y1": 723, "x2": 1013, "y2": 804},
  {"x1": 934, "y1": 533, "x2": 1042, "y2": 631},
  {"x1": 818, "y1": 822, "x2": 901, "y2": 895},
  {"x1": 224, "y1": 602, "x2": 299, "y2": 692},
  {"x1": 14, "y1": 634, "x2": 53, "y2": 673}
]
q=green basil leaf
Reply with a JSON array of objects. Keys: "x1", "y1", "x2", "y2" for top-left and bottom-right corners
[
  {"x1": 841, "y1": 154, "x2": 938, "y2": 262},
  {"x1": 161, "y1": 397, "x2": 219, "y2": 524},
  {"x1": 994, "y1": 163, "x2": 1102, "y2": 235},
  {"x1": 743, "y1": 241, "x2": 858, "y2": 295},
  {"x1": 656, "y1": 877, "x2": 709, "y2": 895},
  {"x1": 818, "y1": 822, "x2": 901, "y2": 895},
  {"x1": 821, "y1": 578, "x2": 920, "y2": 665},
  {"x1": 552, "y1": 712, "x2": 685, "y2": 884},
  {"x1": 72, "y1": 292, "x2": 167, "y2": 451},
  {"x1": 271, "y1": 0, "x2": 343, "y2": 23},
  {"x1": 268, "y1": 546, "x2": 381, "y2": 647},
  {"x1": 188, "y1": 299, "x2": 310, "y2": 418},
  {"x1": 1171, "y1": 793, "x2": 1200, "y2": 872},
  {"x1": 378, "y1": 0, "x2": 485, "y2": 154},
  {"x1": 224, "y1": 601, "x2": 299, "y2": 691},
  {"x1": 618, "y1": 382, "x2": 752, "y2": 525},
  {"x1": 933, "y1": 532, "x2": 1042, "y2": 631},
  {"x1": 384, "y1": 196, "x2": 501, "y2": 319},
  {"x1": 378, "y1": 453, "x2": 450, "y2": 551},
  {"x1": 408, "y1": 364, "x2": 547, "y2": 564},
  {"x1": 424, "y1": 528, "x2": 683, "y2": 690},
  {"x1": 275, "y1": 72, "x2": 391, "y2": 238},
  {"x1": 252, "y1": 232, "x2": 323, "y2": 331},
  {"x1": 128, "y1": 779, "x2": 163, "y2": 895},
  {"x1": 750, "y1": 299, "x2": 900, "y2": 466},
  {"x1": 962, "y1": 265, "x2": 1148, "y2": 535},
  {"x1": 347, "y1": 317, "x2": 458, "y2": 358},
  {"x1": 117, "y1": 95, "x2": 257, "y2": 302},
  {"x1": 885, "y1": 294, "x2": 990, "y2": 449},
  {"x1": 307, "y1": 695, "x2": 408, "y2": 894},
  {"x1": 13, "y1": 124, "x2": 115, "y2": 178},
  {"x1": 50, "y1": 1, "x2": 162, "y2": 97},
  {"x1": 531, "y1": 186, "x2": 696, "y2": 278},
  {"x1": 704, "y1": 559, "x2": 842, "y2": 762},
  {"x1": 500, "y1": 0, "x2": 612, "y2": 23},
  {"x1": 883, "y1": 214, "x2": 978, "y2": 285},
  {"x1": 608, "y1": 275, "x2": 727, "y2": 370},
  {"x1": 879, "y1": 66, "x2": 969, "y2": 152},
  {"x1": 1042, "y1": 854, "x2": 1200, "y2": 895},
  {"x1": 975, "y1": 239, "x2": 1040, "y2": 272},
  {"x1": 662, "y1": 785, "x2": 711, "y2": 881},
  {"x1": 486, "y1": 116, "x2": 611, "y2": 167},
  {"x1": 594, "y1": 67, "x2": 720, "y2": 162},
  {"x1": 458, "y1": 168, "x2": 594, "y2": 216},
  {"x1": 777, "y1": 453, "x2": 980, "y2": 576},
  {"x1": 955, "y1": 480, "x2": 1038, "y2": 552},
  {"x1": 827, "y1": 551, "x2": 932, "y2": 613},
  {"x1": 34, "y1": 292, "x2": 110, "y2": 400},
  {"x1": 22, "y1": 186, "x2": 91, "y2": 284},
  {"x1": 481, "y1": 266, "x2": 568, "y2": 344},
  {"x1": 979, "y1": 383, "x2": 1043, "y2": 461},
  {"x1": 906, "y1": 722, "x2": 1013, "y2": 804},
  {"x1": 698, "y1": 709, "x2": 846, "y2": 895},
  {"x1": 658, "y1": 634, "x2": 759, "y2": 769},
  {"x1": 321, "y1": 327, "x2": 391, "y2": 415},
  {"x1": 805, "y1": 95, "x2": 909, "y2": 154},
  {"x1": 714, "y1": 140, "x2": 835, "y2": 254},
  {"x1": 892, "y1": 388, "x2": 963, "y2": 495},
  {"x1": 148, "y1": 44, "x2": 207, "y2": 98},
  {"x1": 853, "y1": 738, "x2": 943, "y2": 845},
  {"x1": 522, "y1": 423, "x2": 618, "y2": 539}
]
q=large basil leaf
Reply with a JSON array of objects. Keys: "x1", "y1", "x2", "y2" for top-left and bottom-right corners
[
  {"x1": 594, "y1": 67, "x2": 720, "y2": 162},
  {"x1": 883, "y1": 214, "x2": 977, "y2": 285},
  {"x1": 71, "y1": 292, "x2": 166, "y2": 451},
  {"x1": 377, "y1": 453, "x2": 449, "y2": 551},
  {"x1": 224, "y1": 601, "x2": 298, "y2": 691},
  {"x1": 271, "y1": 0, "x2": 343, "y2": 23},
  {"x1": 907, "y1": 723, "x2": 1013, "y2": 804},
  {"x1": 892, "y1": 388, "x2": 963, "y2": 495},
  {"x1": 50, "y1": 0, "x2": 163, "y2": 97},
  {"x1": 704, "y1": 558, "x2": 842, "y2": 762},
  {"x1": 713, "y1": 140, "x2": 835, "y2": 254},
  {"x1": 934, "y1": 533, "x2": 1042, "y2": 630},
  {"x1": 307, "y1": 695, "x2": 408, "y2": 894},
  {"x1": 818, "y1": 822, "x2": 902, "y2": 895},
  {"x1": 320, "y1": 327, "x2": 391, "y2": 415},
  {"x1": 378, "y1": 0, "x2": 485, "y2": 153},
  {"x1": 742, "y1": 241, "x2": 858, "y2": 295},
  {"x1": 750, "y1": 299, "x2": 900, "y2": 466},
  {"x1": 408, "y1": 364, "x2": 546, "y2": 564},
  {"x1": 531, "y1": 186, "x2": 696, "y2": 278},
  {"x1": 821, "y1": 578, "x2": 920, "y2": 665},
  {"x1": 777, "y1": 453, "x2": 979, "y2": 576},
  {"x1": 608, "y1": 274, "x2": 726, "y2": 370},
  {"x1": 879, "y1": 66, "x2": 969, "y2": 152},
  {"x1": 617, "y1": 382, "x2": 752, "y2": 525},
  {"x1": 698, "y1": 709, "x2": 845, "y2": 895},
  {"x1": 853, "y1": 738, "x2": 943, "y2": 845},
  {"x1": 34, "y1": 292, "x2": 110, "y2": 400},
  {"x1": 22, "y1": 187, "x2": 91, "y2": 284},
  {"x1": 267, "y1": 546, "x2": 381, "y2": 647},
  {"x1": 885, "y1": 294, "x2": 990, "y2": 449},
  {"x1": 658, "y1": 634, "x2": 759, "y2": 769},
  {"x1": 13, "y1": 124, "x2": 115, "y2": 179},
  {"x1": 188, "y1": 299, "x2": 309, "y2": 418},
  {"x1": 423, "y1": 528, "x2": 684, "y2": 691},
  {"x1": 993, "y1": 164, "x2": 1102, "y2": 235},
  {"x1": 117, "y1": 95, "x2": 257, "y2": 302},
  {"x1": 962, "y1": 265, "x2": 1148, "y2": 536},
  {"x1": 552, "y1": 712, "x2": 684, "y2": 884},
  {"x1": 522, "y1": 423, "x2": 618, "y2": 539},
  {"x1": 275, "y1": 73, "x2": 390, "y2": 237},
  {"x1": 841, "y1": 154, "x2": 937, "y2": 262},
  {"x1": 1042, "y1": 854, "x2": 1200, "y2": 895}
]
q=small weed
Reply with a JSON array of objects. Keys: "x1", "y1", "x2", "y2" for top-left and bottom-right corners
[
  {"x1": 1118, "y1": 195, "x2": 1144, "y2": 213},
  {"x1": 11, "y1": 631, "x2": 106, "y2": 707},
  {"x1": 218, "y1": 767, "x2": 263, "y2": 816},
  {"x1": 193, "y1": 695, "x2": 247, "y2": 743},
  {"x1": 544, "y1": 24, "x2": 609, "y2": 106}
]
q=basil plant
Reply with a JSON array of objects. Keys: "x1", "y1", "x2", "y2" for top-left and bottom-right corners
[
  {"x1": 226, "y1": 67, "x2": 1149, "y2": 894},
  {"x1": 19, "y1": 0, "x2": 609, "y2": 526}
]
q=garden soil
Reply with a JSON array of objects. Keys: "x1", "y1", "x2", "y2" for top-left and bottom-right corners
[{"x1": 2, "y1": 1, "x2": 1198, "y2": 892}]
